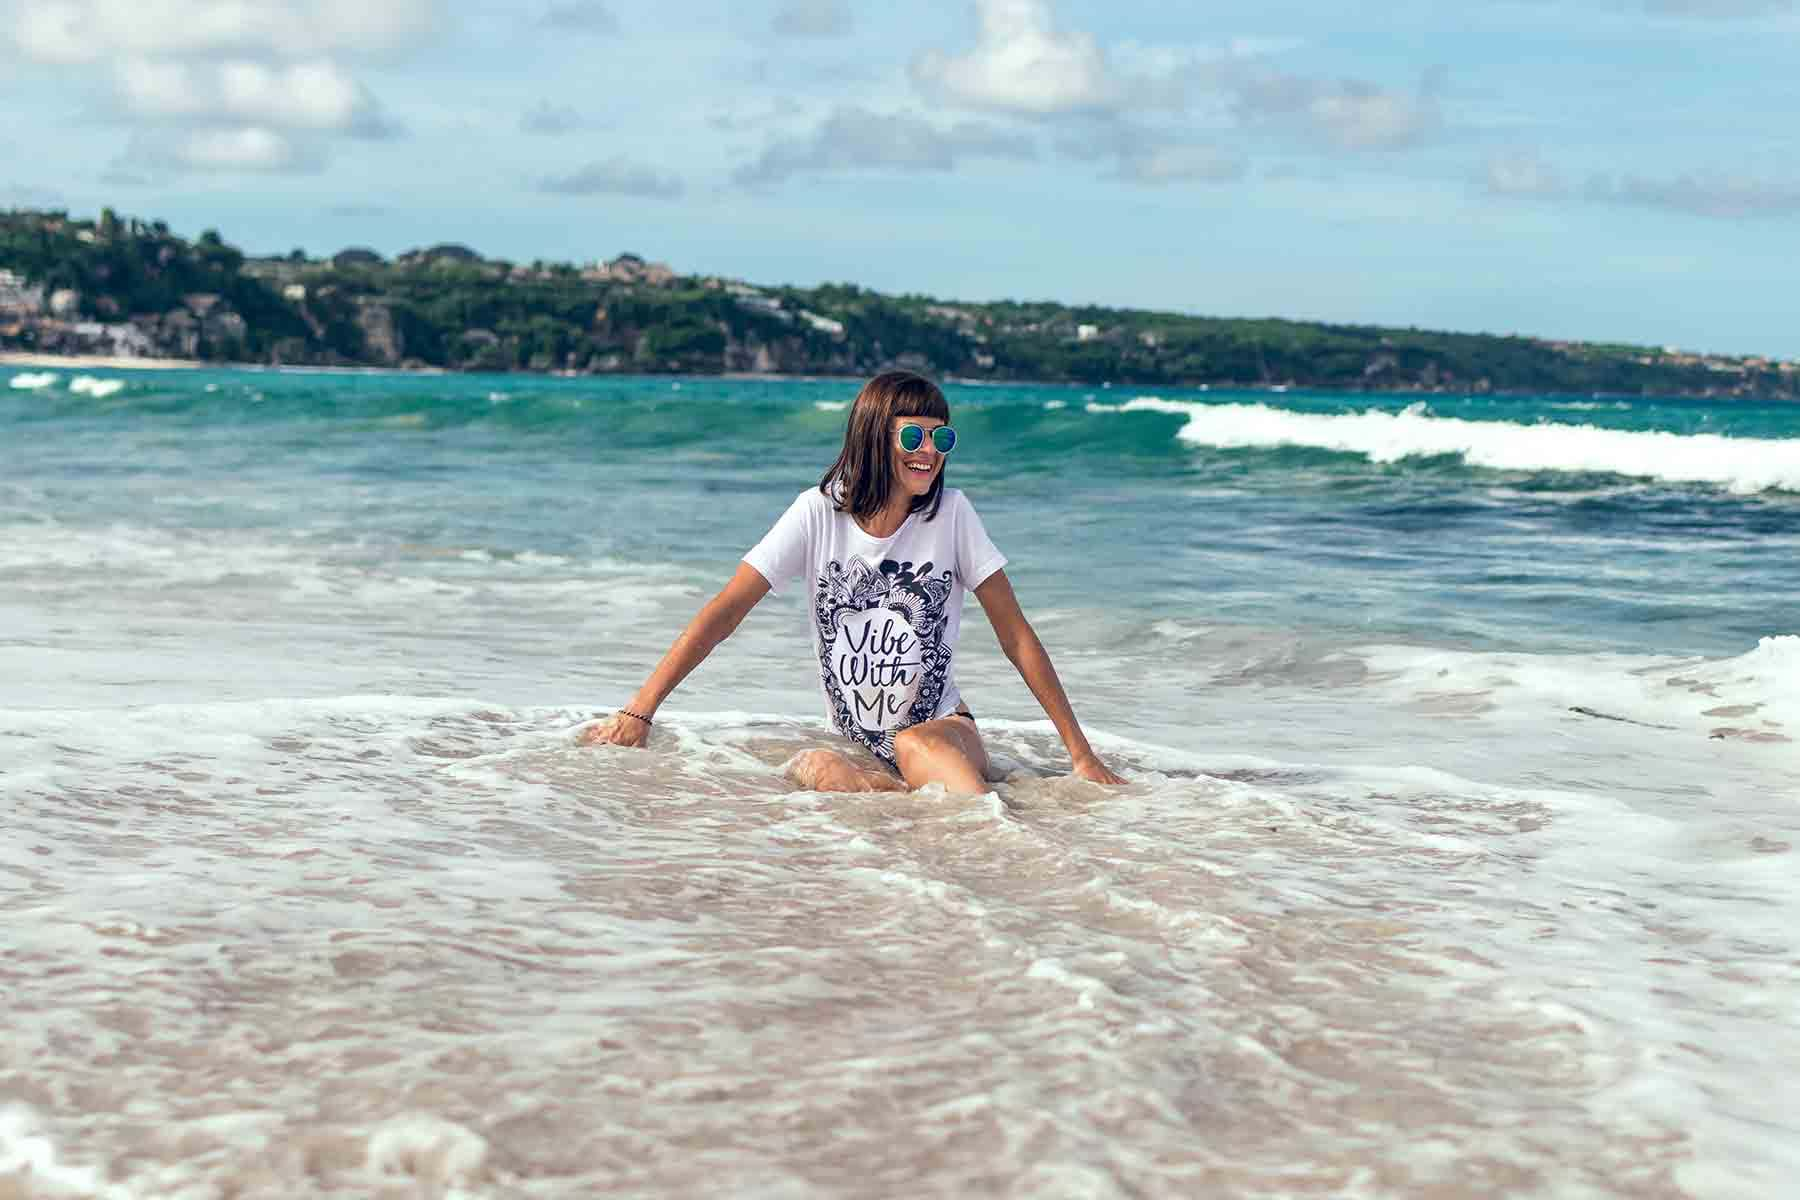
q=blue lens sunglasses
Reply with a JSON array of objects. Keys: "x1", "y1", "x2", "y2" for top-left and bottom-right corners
[{"x1": 897, "y1": 423, "x2": 957, "y2": 454}]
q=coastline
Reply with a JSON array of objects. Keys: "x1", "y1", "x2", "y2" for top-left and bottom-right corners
[
  {"x1": 1, "y1": 351, "x2": 202, "y2": 371},
  {"x1": 4, "y1": 350, "x2": 1790, "y2": 404}
]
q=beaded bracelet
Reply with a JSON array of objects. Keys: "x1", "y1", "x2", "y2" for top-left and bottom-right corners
[{"x1": 618, "y1": 708, "x2": 654, "y2": 726}]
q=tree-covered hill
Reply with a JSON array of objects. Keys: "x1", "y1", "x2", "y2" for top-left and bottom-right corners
[{"x1": 3, "y1": 207, "x2": 1794, "y2": 399}]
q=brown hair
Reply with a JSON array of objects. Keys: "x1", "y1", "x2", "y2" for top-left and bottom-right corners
[{"x1": 818, "y1": 370, "x2": 951, "y2": 522}]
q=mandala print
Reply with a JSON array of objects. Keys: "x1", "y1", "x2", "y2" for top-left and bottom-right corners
[{"x1": 813, "y1": 557, "x2": 955, "y2": 765}]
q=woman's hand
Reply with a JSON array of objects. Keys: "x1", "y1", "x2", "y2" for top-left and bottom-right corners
[
  {"x1": 1071, "y1": 751, "x2": 1127, "y2": 785},
  {"x1": 577, "y1": 712, "x2": 652, "y2": 748}
]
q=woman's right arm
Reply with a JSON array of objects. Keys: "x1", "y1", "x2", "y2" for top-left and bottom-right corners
[{"x1": 578, "y1": 562, "x2": 772, "y2": 746}]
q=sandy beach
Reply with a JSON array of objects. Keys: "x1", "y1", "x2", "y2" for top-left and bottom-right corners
[{"x1": 1, "y1": 351, "x2": 201, "y2": 371}]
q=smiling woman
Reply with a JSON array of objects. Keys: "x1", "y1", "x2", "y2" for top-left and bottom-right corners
[{"x1": 580, "y1": 368, "x2": 1126, "y2": 793}]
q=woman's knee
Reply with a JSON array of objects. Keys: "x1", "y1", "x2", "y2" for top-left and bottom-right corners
[{"x1": 894, "y1": 722, "x2": 989, "y2": 791}]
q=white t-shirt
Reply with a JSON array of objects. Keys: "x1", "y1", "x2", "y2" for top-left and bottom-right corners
[{"x1": 743, "y1": 486, "x2": 1008, "y2": 767}]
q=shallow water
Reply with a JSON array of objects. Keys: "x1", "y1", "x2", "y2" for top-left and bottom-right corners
[{"x1": 3, "y1": 367, "x2": 1799, "y2": 1197}]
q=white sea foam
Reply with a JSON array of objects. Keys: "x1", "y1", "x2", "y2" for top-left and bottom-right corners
[
  {"x1": 0, "y1": 1106, "x2": 124, "y2": 1198},
  {"x1": 1120, "y1": 397, "x2": 1800, "y2": 493},
  {"x1": 1356, "y1": 634, "x2": 1800, "y2": 741},
  {"x1": 69, "y1": 375, "x2": 125, "y2": 398},
  {"x1": 7, "y1": 370, "x2": 59, "y2": 390},
  {"x1": 4, "y1": 691, "x2": 1799, "y2": 1193},
  {"x1": 813, "y1": 400, "x2": 849, "y2": 411}
]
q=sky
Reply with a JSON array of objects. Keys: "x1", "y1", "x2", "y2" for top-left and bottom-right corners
[{"x1": 2, "y1": 0, "x2": 1798, "y2": 358}]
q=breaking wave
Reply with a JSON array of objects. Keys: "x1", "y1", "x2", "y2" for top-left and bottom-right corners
[{"x1": 1122, "y1": 397, "x2": 1800, "y2": 493}]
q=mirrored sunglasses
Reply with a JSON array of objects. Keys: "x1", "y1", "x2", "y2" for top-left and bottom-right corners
[{"x1": 897, "y1": 423, "x2": 957, "y2": 454}]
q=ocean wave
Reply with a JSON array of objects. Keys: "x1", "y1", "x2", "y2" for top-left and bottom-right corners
[
  {"x1": 69, "y1": 375, "x2": 125, "y2": 398},
  {"x1": 7, "y1": 371, "x2": 59, "y2": 390},
  {"x1": 1120, "y1": 398, "x2": 1800, "y2": 493},
  {"x1": 1357, "y1": 634, "x2": 1800, "y2": 741}
]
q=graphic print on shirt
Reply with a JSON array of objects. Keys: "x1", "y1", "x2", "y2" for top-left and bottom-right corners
[{"x1": 813, "y1": 556, "x2": 955, "y2": 765}]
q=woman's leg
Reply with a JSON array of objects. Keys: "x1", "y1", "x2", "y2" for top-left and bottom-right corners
[
  {"x1": 785, "y1": 747, "x2": 906, "y2": 793},
  {"x1": 893, "y1": 714, "x2": 991, "y2": 794}
]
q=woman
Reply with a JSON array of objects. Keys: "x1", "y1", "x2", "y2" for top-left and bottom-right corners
[{"x1": 580, "y1": 370, "x2": 1125, "y2": 793}]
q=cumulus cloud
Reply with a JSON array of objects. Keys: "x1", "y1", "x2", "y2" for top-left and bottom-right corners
[
  {"x1": 772, "y1": 0, "x2": 852, "y2": 36},
  {"x1": 520, "y1": 100, "x2": 588, "y2": 135},
  {"x1": 909, "y1": 0, "x2": 1443, "y2": 172},
  {"x1": 12, "y1": 0, "x2": 438, "y2": 64},
  {"x1": 7, "y1": 0, "x2": 428, "y2": 174},
  {"x1": 911, "y1": 0, "x2": 1115, "y2": 115},
  {"x1": 539, "y1": 156, "x2": 683, "y2": 198},
  {"x1": 1589, "y1": 170, "x2": 1800, "y2": 217},
  {"x1": 124, "y1": 126, "x2": 325, "y2": 173},
  {"x1": 734, "y1": 105, "x2": 1038, "y2": 186},
  {"x1": 114, "y1": 58, "x2": 397, "y2": 136},
  {"x1": 539, "y1": 0, "x2": 617, "y2": 33}
]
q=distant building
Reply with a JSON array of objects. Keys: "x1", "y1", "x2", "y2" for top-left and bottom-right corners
[
  {"x1": 589, "y1": 254, "x2": 677, "y2": 284},
  {"x1": 283, "y1": 284, "x2": 308, "y2": 302},
  {"x1": 332, "y1": 248, "x2": 385, "y2": 269},
  {"x1": 0, "y1": 269, "x2": 45, "y2": 316},
  {"x1": 1076, "y1": 323, "x2": 1100, "y2": 342},
  {"x1": 800, "y1": 311, "x2": 844, "y2": 336}
]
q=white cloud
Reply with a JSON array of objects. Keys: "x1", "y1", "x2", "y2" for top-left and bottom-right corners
[
  {"x1": 125, "y1": 126, "x2": 324, "y2": 173},
  {"x1": 911, "y1": 0, "x2": 1115, "y2": 115},
  {"x1": 772, "y1": 0, "x2": 852, "y2": 37},
  {"x1": 908, "y1": 0, "x2": 1440, "y2": 163},
  {"x1": 540, "y1": 157, "x2": 683, "y2": 198},
  {"x1": 5, "y1": 0, "x2": 426, "y2": 174},
  {"x1": 115, "y1": 58, "x2": 395, "y2": 135},
  {"x1": 735, "y1": 105, "x2": 1038, "y2": 186},
  {"x1": 11, "y1": 0, "x2": 438, "y2": 64}
]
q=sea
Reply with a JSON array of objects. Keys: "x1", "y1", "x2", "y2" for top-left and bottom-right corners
[{"x1": 3, "y1": 364, "x2": 1798, "y2": 1198}]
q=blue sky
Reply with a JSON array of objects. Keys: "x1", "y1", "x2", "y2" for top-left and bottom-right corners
[{"x1": 3, "y1": 0, "x2": 1798, "y2": 357}]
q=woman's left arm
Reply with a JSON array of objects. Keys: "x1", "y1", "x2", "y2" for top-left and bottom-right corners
[{"x1": 974, "y1": 570, "x2": 1126, "y2": 785}]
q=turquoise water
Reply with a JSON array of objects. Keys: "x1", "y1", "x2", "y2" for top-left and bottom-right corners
[
  {"x1": 8, "y1": 368, "x2": 1796, "y2": 658},
  {"x1": 5, "y1": 364, "x2": 1800, "y2": 1196}
]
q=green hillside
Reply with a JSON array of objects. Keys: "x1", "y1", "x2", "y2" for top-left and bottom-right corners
[{"x1": 3, "y1": 207, "x2": 1793, "y2": 399}]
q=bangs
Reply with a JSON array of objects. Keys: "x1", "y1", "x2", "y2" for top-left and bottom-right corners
[{"x1": 891, "y1": 381, "x2": 950, "y2": 422}]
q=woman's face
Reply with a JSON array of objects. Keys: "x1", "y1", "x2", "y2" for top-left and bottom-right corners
[{"x1": 889, "y1": 416, "x2": 947, "y2": 501}]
